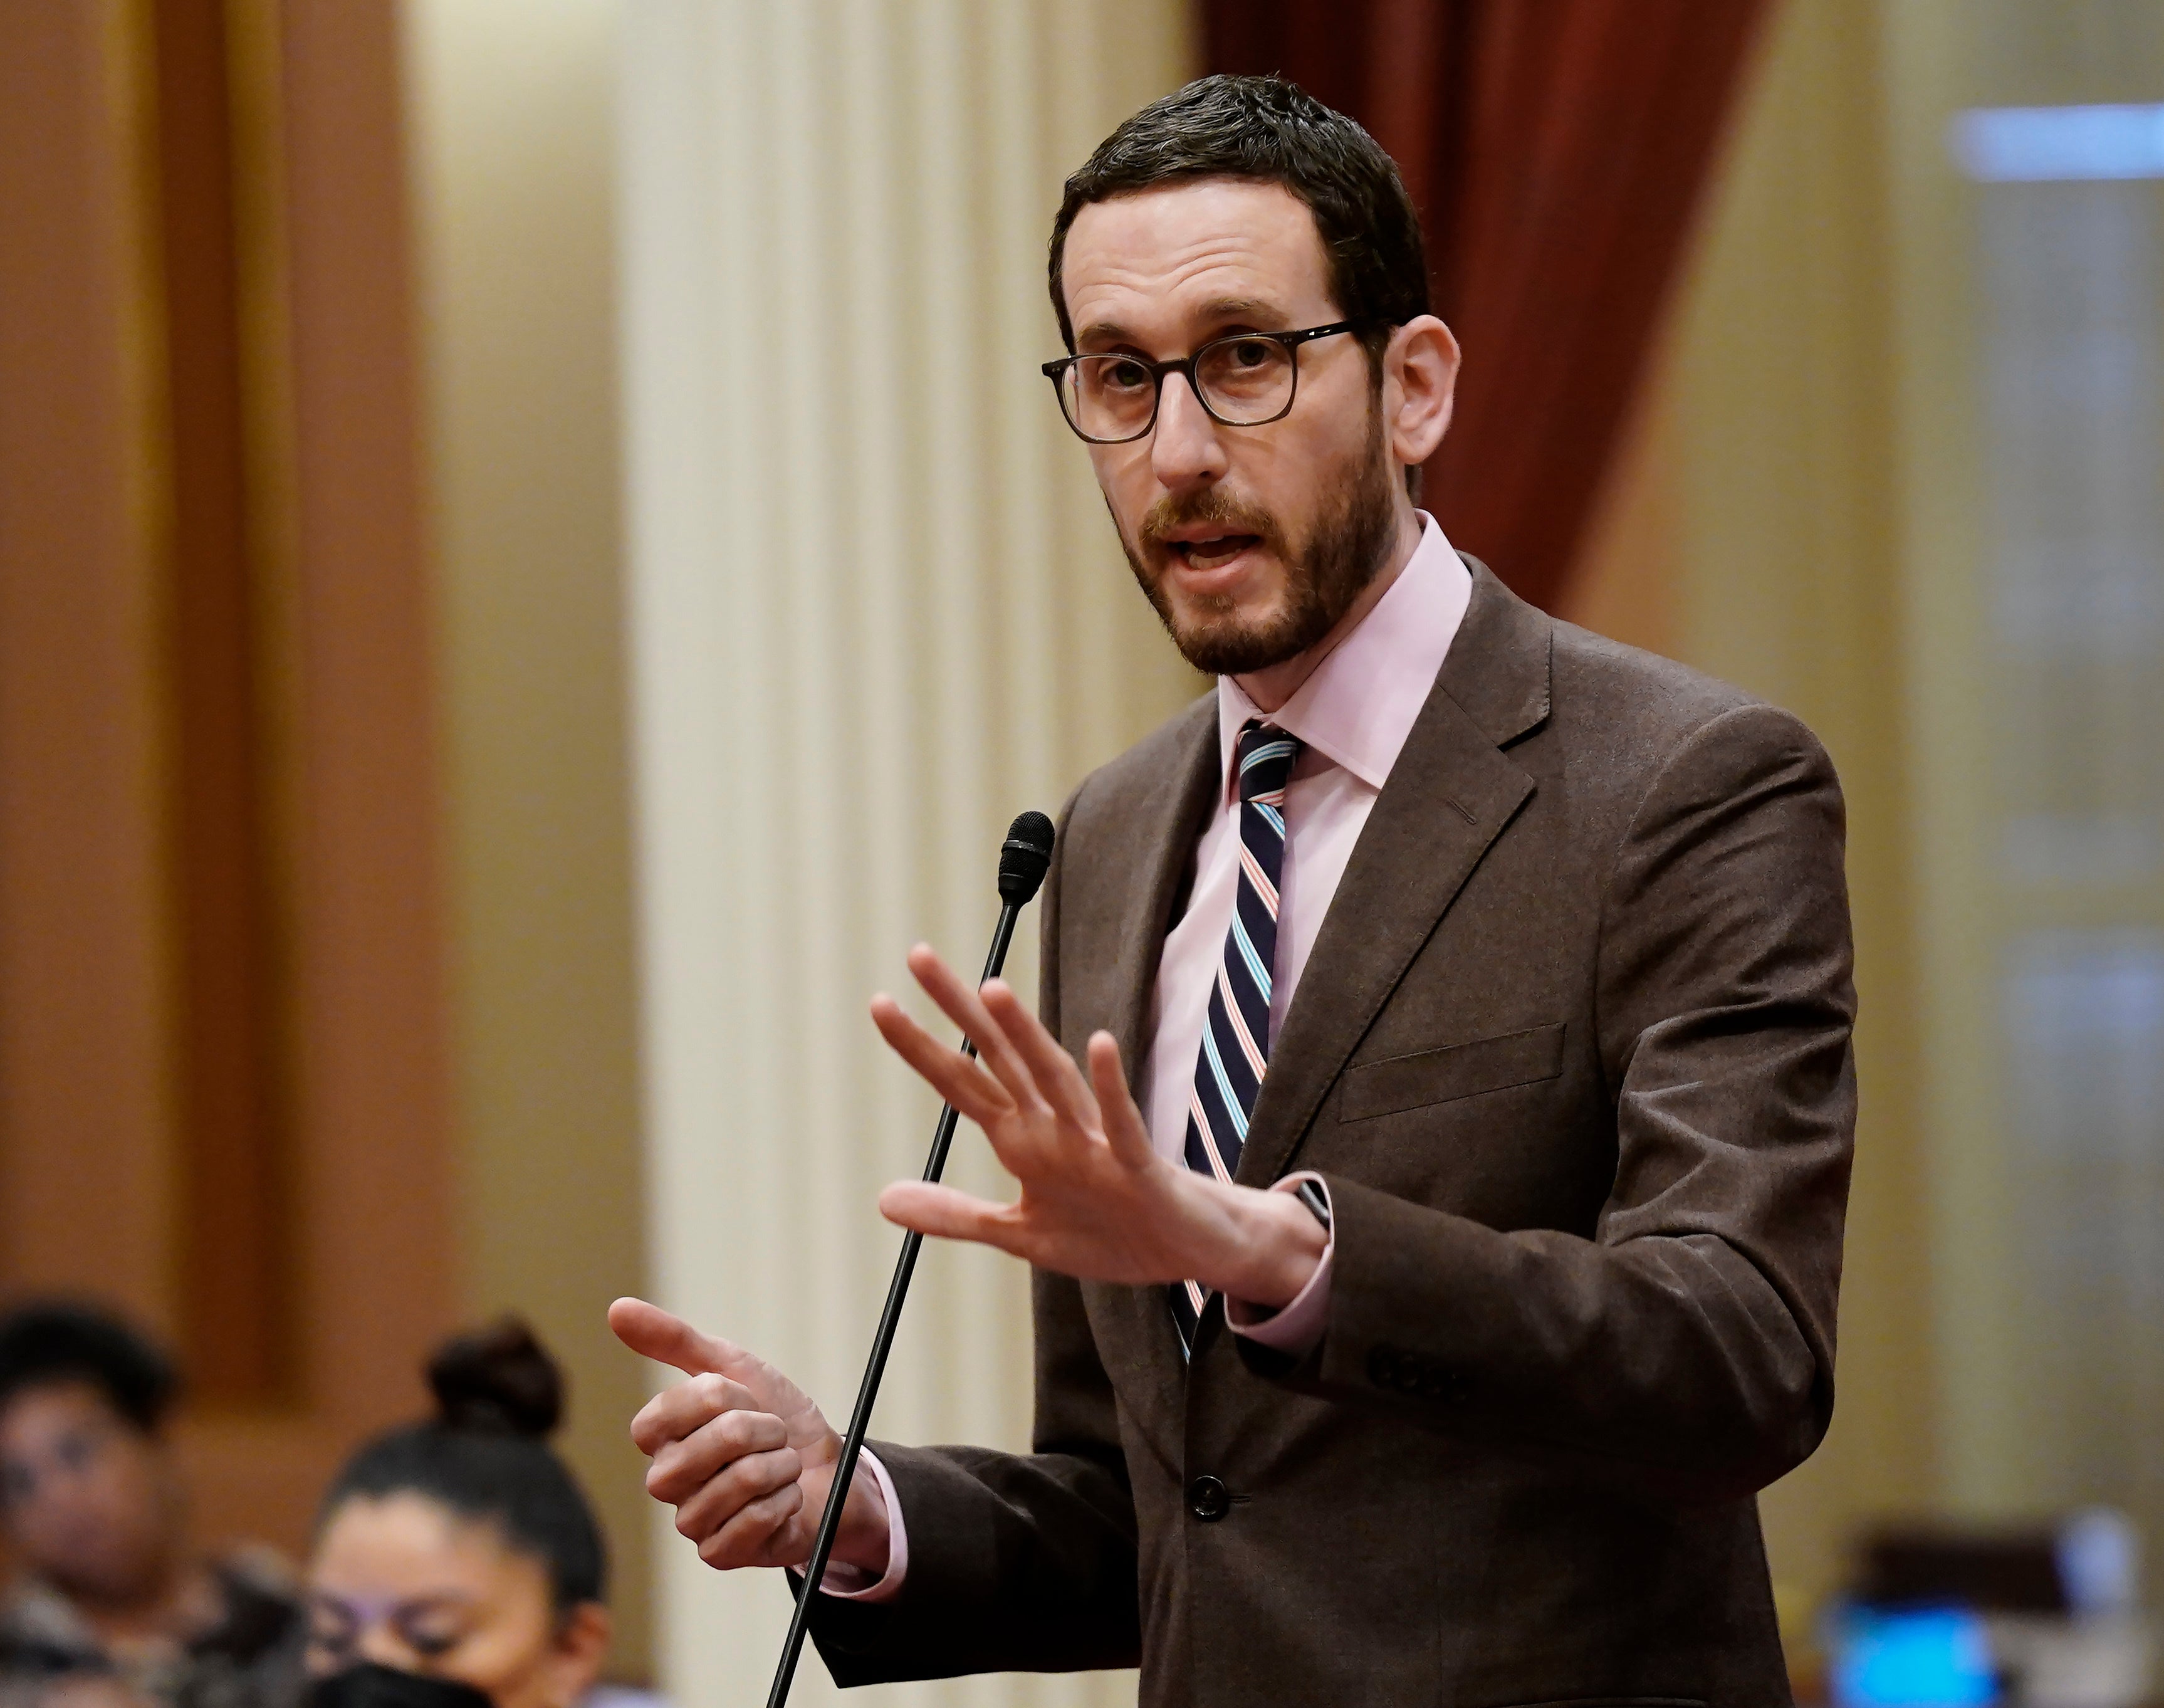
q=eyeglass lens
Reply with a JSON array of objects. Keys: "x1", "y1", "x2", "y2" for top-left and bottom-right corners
[{"x1": 1062, "y1": 336, "x2": 1297, "y2": 441}]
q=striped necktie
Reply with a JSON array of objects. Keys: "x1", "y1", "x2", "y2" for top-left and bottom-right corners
[{"x1": 1171, "y1": 718, "x2": 1302, "y2": 1356}]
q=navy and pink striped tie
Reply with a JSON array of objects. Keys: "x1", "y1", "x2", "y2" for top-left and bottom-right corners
[{"x1": 1171, "y1": 719, "x2": 1302, "y2": 1356}]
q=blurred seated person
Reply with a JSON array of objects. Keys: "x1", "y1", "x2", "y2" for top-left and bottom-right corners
[
  {"x1": 0, "y1": 1304, "x2": 300, "y2": 1708},
  {"x1": 0, "y1": 1653, "x2": 152, "y2": 1708},
  {"x1": 305, "y1": 1322, "x2": 632, "y2": 1708},
  {"x1": 0, "y1": 1635, "x2": 160, "y2": 1708}
]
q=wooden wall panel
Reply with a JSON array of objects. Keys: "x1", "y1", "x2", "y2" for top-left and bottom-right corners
[
  {"x1": 271, "y1": 0, "x2": 458, "y2": 1442},
  {"x1": 0, "y1": 0, "x2": 457, "y2": 1558},
  {"x1": 152, "y1": 0, "x2": 296, "y2": 1410},
  {"x1": 0, "y1": 0, "x2": 178, "y2": 1326}
]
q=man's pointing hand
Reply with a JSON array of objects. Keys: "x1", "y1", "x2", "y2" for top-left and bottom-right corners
[{"x1": 607, "y1": 1298, "x2": 889, "y2": 1577}]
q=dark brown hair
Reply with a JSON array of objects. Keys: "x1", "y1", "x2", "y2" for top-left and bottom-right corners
[
  {"x1": 320, "y1": 1319, "x2": 605, "y2": 1611},
  {"x1": 0, "y1": 1302, "x2": 178, "y2": 1433},
  {"x1": 1048, "y1": 73, "x2": 1431, "y2": 368}
]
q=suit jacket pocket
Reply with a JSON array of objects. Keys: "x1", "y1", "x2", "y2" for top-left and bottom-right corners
[{"x1": 1340, "y1": 1023, "x2": 1566, "y2": 1122}]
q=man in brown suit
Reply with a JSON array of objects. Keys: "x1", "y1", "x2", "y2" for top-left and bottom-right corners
[{"x1": 612, "y1": 75, "x2": 1853, "y2": 1705}]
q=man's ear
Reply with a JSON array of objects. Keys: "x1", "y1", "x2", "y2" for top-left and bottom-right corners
[{"x1": 1384, "y1": 316, "x2": 1460, "y2": 473}]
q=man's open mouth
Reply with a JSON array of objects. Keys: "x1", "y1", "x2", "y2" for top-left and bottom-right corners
[{"x1": 1168, "y1": 533, "x2": 1262, "y2": 571}]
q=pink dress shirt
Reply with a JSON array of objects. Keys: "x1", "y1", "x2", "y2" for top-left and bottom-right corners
[
  {"x1": 828, "y1": 515, "x2": 1471, "y2": 1601},
  {"x1": 1142, "y1": 514, "x2": 1470, "y2": 1348}
]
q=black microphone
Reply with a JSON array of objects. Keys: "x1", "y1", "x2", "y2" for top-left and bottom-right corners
[{"x1": 766, "y1": 809, "x2": 1056, "y2": 1707}]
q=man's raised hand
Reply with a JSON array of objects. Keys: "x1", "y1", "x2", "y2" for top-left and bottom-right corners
[
  {"x1": 867, "y1": 944, "x2": 1325, "y2": 1307},
  {"x1": 607, "y1": 1298, "x2": 889, "y2": 1577}
]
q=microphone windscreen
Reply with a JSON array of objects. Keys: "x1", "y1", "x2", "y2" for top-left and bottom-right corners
[{"x1": 997, "y1": 810, "x2": 1056, "y2": 906}]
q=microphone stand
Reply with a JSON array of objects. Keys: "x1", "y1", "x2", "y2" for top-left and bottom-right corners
[{"x1": 766, "y1": 813, "x2": 1053, "y2": 1708}]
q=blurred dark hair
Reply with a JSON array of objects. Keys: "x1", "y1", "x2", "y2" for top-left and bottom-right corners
[
  {"x1": 1048, "y1": 73, "x2": 1431, "y2": 369},
  {"x1": 0, "y1": 1302, "x2": 179, "y2": 1432},
  {"x1": 319, "y1": 1319, "x2": 605, "y2": 1611}
]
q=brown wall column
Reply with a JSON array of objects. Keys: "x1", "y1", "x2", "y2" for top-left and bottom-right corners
[
  {"x1": 0, "y1": 1, "x2": 178, "y2": 1326},
  {"x1": 0, "y1": 0, "x2": 459, "y2": 1556}
]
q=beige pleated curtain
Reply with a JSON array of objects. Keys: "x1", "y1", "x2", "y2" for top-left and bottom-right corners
[{"x1": 619, "y1": 4, "x2": 1199, "y2": 1704}]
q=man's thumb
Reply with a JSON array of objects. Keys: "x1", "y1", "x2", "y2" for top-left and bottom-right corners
[{"x1": 608, "y1": 1296, "x2": 740, "y2": 1378}]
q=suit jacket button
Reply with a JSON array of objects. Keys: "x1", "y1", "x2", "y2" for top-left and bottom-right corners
[
  {"x1": 1367, "y1": 1346, "x2": 1400, "y2": 1389},
  {"x1": 1186, "y1": 1474, "x2": 1230, "y2": 1522}
]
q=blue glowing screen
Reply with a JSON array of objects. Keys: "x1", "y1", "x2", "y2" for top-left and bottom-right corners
[{"x1": 1829, "y1": 1606, "x2": 1997, "y2": 1708}]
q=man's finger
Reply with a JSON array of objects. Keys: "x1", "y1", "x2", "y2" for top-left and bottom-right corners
[
  {"x1": 630, "y1": 1373, "x2": 760, "y2": 1457},
  {"x1": 878, "y1": 1180, "x2": 1028, "y2": 1255},
  {"x1": 981, "y1": 979, "x2": 1101, "y2": 1136},
  {"x1": 609, "y1": 1297, "x2": 745, "y2": 1379},
  {"x1": 906, "y1": 946, "x2": 1050, "y2": 1117},
  {"x1": 1088, "y1": 1031, "x2": 1158, "y2": 1170},
  {"x1": 869, "y1": 994, "x2": 1011, "y2": 1125},
  {"x1": 699, "y1": 1480, "x2": 805, "y2": 1571},
  {"x1": 642, "y1": 1398, "x2": 788, "y2": 1496},
  {"x1": 668, "y1": 1443, "x2": 802, "y2": 1545}
]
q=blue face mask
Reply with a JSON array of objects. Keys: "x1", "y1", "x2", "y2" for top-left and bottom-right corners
[{"x1": 309, "y1": 1665, "x2": 497, "y2": 1708}]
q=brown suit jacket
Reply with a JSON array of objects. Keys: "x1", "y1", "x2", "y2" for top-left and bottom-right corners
[{"x1": 810, "y1": 561, "x2": 1855, "y2": 1707}]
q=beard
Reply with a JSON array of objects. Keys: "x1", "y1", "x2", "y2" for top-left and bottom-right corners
[{"x1": 1116, "y1": 409, "x2": 1399, "y2": 677}]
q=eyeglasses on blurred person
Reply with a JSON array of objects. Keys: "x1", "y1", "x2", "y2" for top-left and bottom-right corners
[
  {"x1": 305, "y1": 1322, "x2": 637, "y2": 1708},
  {"x1": 0, "y1": 1303, "x2": 303, "y2": 1708}
]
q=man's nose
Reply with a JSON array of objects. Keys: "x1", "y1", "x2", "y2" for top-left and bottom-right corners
[{"x1": 1149, "y1": 372, "x2": 1226, "y2": 490}]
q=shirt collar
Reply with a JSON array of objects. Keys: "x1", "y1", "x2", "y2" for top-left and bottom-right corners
[{"x1": 1216, "y1": 512, "x2": 1472, "y2": 796}]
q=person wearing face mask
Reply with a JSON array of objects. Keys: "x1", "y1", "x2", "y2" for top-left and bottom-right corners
[
  {"x1": 305, "y1": 1321, "x2": 632, "y2": 1708},
  {"x1": 0, "y1": 1304, "x2": 302, "y2": 1708}
]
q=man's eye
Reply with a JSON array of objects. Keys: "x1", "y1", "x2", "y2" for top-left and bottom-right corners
[
  {"x1": 1229, "y1": 339, "x2": 1273, "y2": 367},
  {"x1": 1102, "y1": 359, "x2": 1150, "y2": 390}
]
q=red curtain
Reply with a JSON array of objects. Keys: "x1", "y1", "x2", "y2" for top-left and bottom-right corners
[{"x1": 1204, "y1": 1, "x2": 1772, "y2": 611}]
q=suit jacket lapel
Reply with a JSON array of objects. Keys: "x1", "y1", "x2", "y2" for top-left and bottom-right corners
[
  {"x1": 1234, "y1": 560, "x2": 1554, "y2": 1191},
  {"x1": 1077, "y1": 700, "x2": 1220, "y2": 1430},
  {"x1": 1100, "y1": 700, "x2": 1221, "y2": 1087}
]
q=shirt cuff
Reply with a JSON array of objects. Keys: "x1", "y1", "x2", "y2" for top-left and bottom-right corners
[
  {"x1": 805, "y1": 1449, "x2": 908, "y2": 1602},
  {"x1": 1223, "y1": 1172, "x2": 1334, "y2": 1356}
]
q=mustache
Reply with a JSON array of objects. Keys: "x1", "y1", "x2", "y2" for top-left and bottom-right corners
[{"x1": 1137, "y1": 488, "x2": 1288, "y2": 558}]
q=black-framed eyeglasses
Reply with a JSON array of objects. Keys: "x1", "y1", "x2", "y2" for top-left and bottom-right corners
[{"x1": 1040, "y1": 321, "x2": 1365, "y2": 444}]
